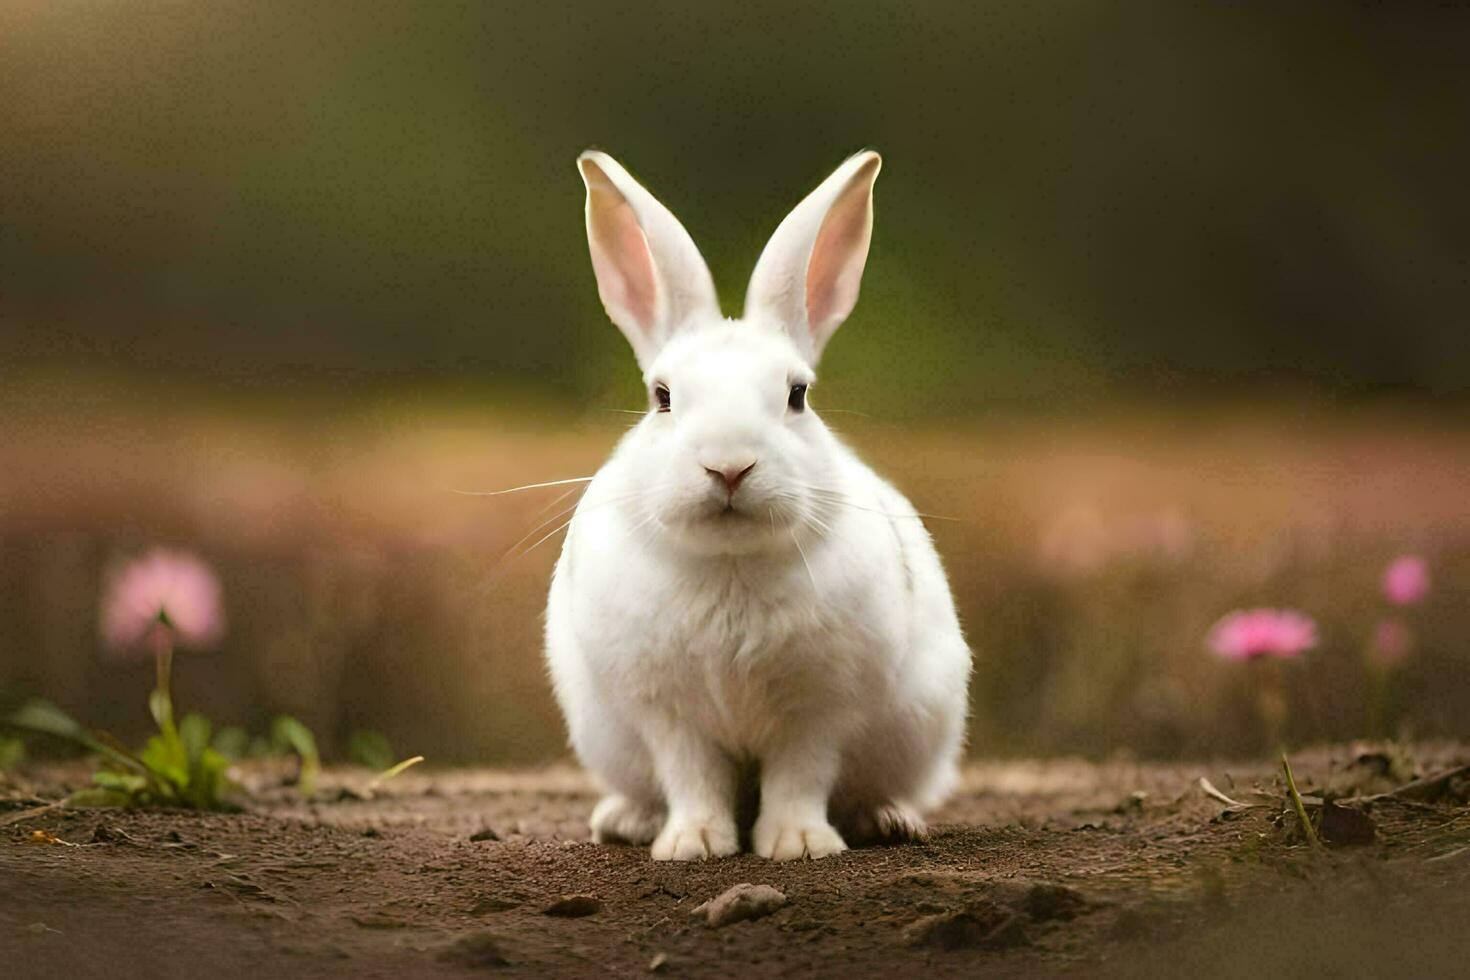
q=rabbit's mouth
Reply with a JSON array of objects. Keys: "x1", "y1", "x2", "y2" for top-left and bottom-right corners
[
  {"x1": 685, "y1": 499, "x2": 769, "y2": 532},
  {"x1": 662, "y1": 497, "x2": 799, "y2": 555},
  {"x1": 711, "y1": 503, "x2": 755, "y2": 523}
]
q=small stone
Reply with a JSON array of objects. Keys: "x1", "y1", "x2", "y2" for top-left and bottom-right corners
[
  {"x1": 648, "y1": 951, "x2": 669, "y2": 972},
  {"x1": 543, "y1": 893, "x2": 601, "y2": 917},
  {"x1": 469, "y1": 827, "x2": 500, "y2": 843},
  {"x1": 691, "y1": 883, "x2": 786, "y2": 928},
  {"x1": 439, "y1": 931, "x2": 510, "y2": 969}
]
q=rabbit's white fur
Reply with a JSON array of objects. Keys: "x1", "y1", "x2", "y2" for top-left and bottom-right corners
[{"x1": 545, "y1": 150, "x2": 971, "y2": 861}]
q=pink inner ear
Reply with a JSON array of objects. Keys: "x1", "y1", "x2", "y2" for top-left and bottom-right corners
[
  {"x1": 805, "y1": 164, "x2": 876, "y2": 342},
  {"x1": 588, "y1": 196, "x2": 660, "y2": 336}
]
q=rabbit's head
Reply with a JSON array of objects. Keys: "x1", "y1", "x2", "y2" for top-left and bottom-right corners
[{"x1": 578, "y1": 150, "x2": 881, "y2": 555}]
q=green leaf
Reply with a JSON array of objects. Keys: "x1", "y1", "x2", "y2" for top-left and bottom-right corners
[
  {"x1": 185, "y1": 746, "x2": 237, "y2": 810},
  {"x1": 6, "y1": 699, "x2": 239, "y2": 811},
  {"x1": 140, "y1": 733, "x2": 188, "y2": 795},
  {"x1": 346, "y1": 730, "x2": 395, "y2": 771},
  {"x1": 212, "y1": 726, "x2": 250, "y2": 760},
  {"x1": 92, "y1": 770, "x2": 148, "y2": 794},
  {"x1": 5, "y1": 699, "x2": 88, "y2": 741},
  {"x1": 0, "y1": 736, "x2": 24, "y2": 771},
  {"x1": 148, "y1": 688, "x2": 175, "y2": 735},
  {"x1": 271, "y1": 716, "x2": 320, "y2": 799},
  {"x1": 4, "y1": 700, "x2": 151, "y2": 776},
  {"x1": 66, "y1": 787, "x2": 135, "y2": 808},
  {"x1": 365, "y1": 755, "x2": 425, "y2": 795},
  {"x1": 179, "y1": 713, "x2": 212, "y2": 767}
]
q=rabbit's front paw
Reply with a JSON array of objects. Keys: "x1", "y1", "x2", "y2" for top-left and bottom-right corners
[
  {"x1": 842, "y1": 801, "x2": 927, "y2": 846},
  {"x1": 753, "y1": 817, "x2": 847, "y2": 861},
  {"x1": 590, "y1": 794, "x2": 664, "y2": 845},
  {"x1": 650, "y1": 817, "x2": 738, "y2": 861}
]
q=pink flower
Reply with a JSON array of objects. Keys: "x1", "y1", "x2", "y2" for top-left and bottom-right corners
[
  {"x1": 1382, "y1": 555, "x2": 1430, "y2": 606},
  {"x1": 1370, "y1": 618, "x2": 1414, "y2": 667},
  {"x1": 1208, "y1": 608, "x2": 1318, "y2": 661},
  {"x1": 100, "y1": 549, "x2": 225, "y2": 653}
]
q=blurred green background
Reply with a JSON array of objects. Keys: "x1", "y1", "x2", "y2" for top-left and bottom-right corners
[
  {"x1": 4, "y1": 1, "x2": 1467, "y2": 410},
  {"x1": 1, "y1": 3, "x2": 1467, "y2": 765}
]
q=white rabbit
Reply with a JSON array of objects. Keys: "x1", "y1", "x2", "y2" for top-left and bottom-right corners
[{"x1": 544, "y1": 149, "x2": 971, "y2": 861}]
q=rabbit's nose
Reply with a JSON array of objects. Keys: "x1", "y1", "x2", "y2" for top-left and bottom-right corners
[{"x1": 703, "y1": 460, "x2": 757, "y2": 495}]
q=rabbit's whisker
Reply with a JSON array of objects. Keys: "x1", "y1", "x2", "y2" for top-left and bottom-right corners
[
  {"x1": 802, "y1": 510, "x2": 834, "y2": 538},
  {"x1": 496, "y1": 490, "x2": 588, "y2": 561},
  {"x1": 499, "y1": 487, "x2": 651, "y2": 571},
  {"x1": 526, "y1": 484, "x2": 586, "y2": 525},
  {"x1": 797, "y1": 485, "x2": 961, "y2": 522},
  {"x1": 505, "y1": 514, "x2": 579, "y2": 567},
  {"x1": 484, "y1": 487, "x2": 655, "y2": 591},
  {"x1": 510, "y1": 484, "x2": 647, "y2": 551},
  {"x1": 789, "y1": 527, "x2": 818, "y2": 594},
  {"x1": 451, "y1": 476, "x2": 596, "y2": 497},
  {"x1": 626, "y1": 507, "x2": 661, "y2": 542}
]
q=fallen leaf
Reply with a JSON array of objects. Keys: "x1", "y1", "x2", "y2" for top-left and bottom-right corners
[
  {"x1": 1198, "y1": 776, "x2": 1249, "y2": 809},
  {"x1": 691, "y1": 883, "x2": 786, "y2": 928},
  {"x1": 1319, "y1": 801, "x2": 1376, "y2": 846},
  {"x1": 1365, "y1": 765, "x2": 1470, "y2": 805}
]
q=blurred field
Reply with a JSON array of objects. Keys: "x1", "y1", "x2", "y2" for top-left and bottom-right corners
[{"x1": 2, "y1": 380, "x2": 1467, "y2": 763}]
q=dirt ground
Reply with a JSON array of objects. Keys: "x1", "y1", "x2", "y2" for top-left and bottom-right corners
[{"x1": 4, "y1": 746, "x2": 1470, "y2": 979}]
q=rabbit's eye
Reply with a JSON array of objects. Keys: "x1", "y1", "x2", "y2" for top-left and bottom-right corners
[
  {"x1": 653, "y1": 384, "x2": 671, "y2": 413},
  {"x1": 788, "y1": 384, "x2": 808, "y2": 412}
]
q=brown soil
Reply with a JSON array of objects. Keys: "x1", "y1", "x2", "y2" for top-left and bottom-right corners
[{"x1": 4, "y1": 747, "x2": 1470, "y2": 979}]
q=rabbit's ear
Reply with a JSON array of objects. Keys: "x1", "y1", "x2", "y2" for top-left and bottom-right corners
[
  {"x1": 578, "y1": 151, "x2": 721, "y2": 368},
  {"x1": 745, "y1": 151, "x2": 882, "y2": 364}
]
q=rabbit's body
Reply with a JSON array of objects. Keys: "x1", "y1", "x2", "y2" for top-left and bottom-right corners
[{"x1": 545, "y1": 151, "x2": 971, "y2": 860}]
